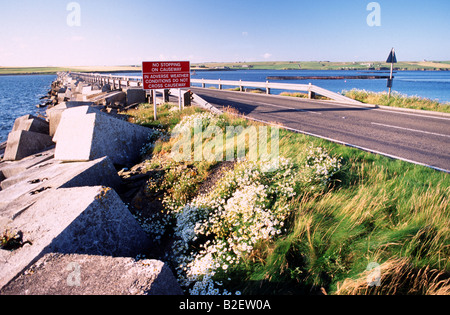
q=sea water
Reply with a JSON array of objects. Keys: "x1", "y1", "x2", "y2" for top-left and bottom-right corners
[
  {"x1": 0, "y1": 74, "x2": 55, "y2": 143},
  {"x1": 1, "y1": 71, "x2": 449, "y2": 143}
]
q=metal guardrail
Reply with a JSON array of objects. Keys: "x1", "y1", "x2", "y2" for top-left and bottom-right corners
[
  {"x1": 191, "y1": 78, "x2": 361, "y2": 104},
  {"x1": 65, "y1": 72, "x2": 361, "y2": 104}
]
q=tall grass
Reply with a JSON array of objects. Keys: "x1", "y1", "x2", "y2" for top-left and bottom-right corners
[
  {"x1": 242, "y1": 130, "x2": 450, "y2": 294},
  {"x1": 343, "y1": 89, "x2": 450, "y2": 113},
  {"x1": 127, "y1": 103, "x2": 450, "y2": 295}
]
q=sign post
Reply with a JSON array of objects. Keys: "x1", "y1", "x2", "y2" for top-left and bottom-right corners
[
  {"x1": 142, "y1": 61, "x2": 191, "y2": 120},
  {"x1": 386, "y1": 48, "x2": 397, "y2": 99}
]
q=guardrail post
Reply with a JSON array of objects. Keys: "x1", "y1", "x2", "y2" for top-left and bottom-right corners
[
  {"x1": 239, "y1": 80, "x2": 243, "y2": 92},
  {"x1": 266, "y1": 81, "x2": 270, "y2": 95},
  {"x1": 308, "y1": 83, "x2": 316, "y2": 99},
  {"x1": 218, "y1": 79, "x2": 222, "y2": 90}
]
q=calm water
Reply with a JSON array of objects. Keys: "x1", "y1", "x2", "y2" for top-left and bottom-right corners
[
  {"x1": 188, "y1": 70, "x2": 450, "y2": 103},
  {"x1": 0, "y1": 74, "x2": 55, "y2": 143},
  {"x1": 1, "y1": 71, "x2": 449, "y2": 143}
]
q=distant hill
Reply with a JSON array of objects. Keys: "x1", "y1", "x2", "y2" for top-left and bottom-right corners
[
  {"x1": 191, "y1": 61, "x2": 450, "y2": 71},
  {"x1": 1, "y1": 61, "x2": 449, "y2": 75}
]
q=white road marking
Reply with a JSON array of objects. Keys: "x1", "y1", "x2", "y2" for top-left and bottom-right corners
[
  {"x1": 371, "y1": 122, "x2": 450, "y2": 139},
  {"x1": 225, "y1": 97, "x2": 321, "y2": 114},
  {"x1": 375, "y1": 108, "x2": 450, "y2": 121},
  {"x1": 236, "y1": 114, "x2": 450, "y2": 173}
]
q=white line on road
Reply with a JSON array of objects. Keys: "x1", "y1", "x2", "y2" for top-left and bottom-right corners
[
  {"x1": 236, "y1": 115, "x2": 450, "y2": 173},
  {"x1": 257, "y1": 102, "x2": 322, "y2": 114},
  {"x1": 375, "y1": 108, "x2": 450, "y2": 121},
  {"x1": 371, "y1": 122, "x2": 450, "y2": 139},
  {"x1": 225, "y1": 97, "x2": 321, "y2": 114}
]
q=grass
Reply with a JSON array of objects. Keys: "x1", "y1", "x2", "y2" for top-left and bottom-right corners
[
  {"x1": 0, "y1": 66, "x2": 141, "y2": 75},
  {"x1": 2, "y1": 61, "x2": 450, "y2": 75},
  {"x1": 192, "y1": 61, "x2": 450, "y2": 71},
  {"x1": 343, "y1": 89, "x2": 450, "y2": 113},
  {"x1": 126, "y1": 103, "x2": 449, "y2": 295}
]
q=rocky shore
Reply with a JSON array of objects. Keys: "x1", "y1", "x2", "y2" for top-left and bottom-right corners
[{"x1": 0, "y1": 73, "x2": 184, "y2": 295}]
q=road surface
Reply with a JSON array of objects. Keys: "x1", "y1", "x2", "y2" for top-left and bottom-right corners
[{"x1": 189, "y1": 87, "x2": 450, "y2": 172}]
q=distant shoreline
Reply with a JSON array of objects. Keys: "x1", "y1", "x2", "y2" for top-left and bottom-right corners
[
  {"x1": 0, "y1": 68, "x2": 448, "y2": 76},
  {"x1": 1, "y1": 61, "x2": 450, "y2": 75}
]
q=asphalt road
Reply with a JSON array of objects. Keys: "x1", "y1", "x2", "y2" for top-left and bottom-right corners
[{"x1": 189, "y1": 87, "x2": 450, "y2": 172}]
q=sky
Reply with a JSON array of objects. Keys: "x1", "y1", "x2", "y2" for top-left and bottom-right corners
[{"x1": 0, "y1": 0, "x2": 449, "y2": 67}]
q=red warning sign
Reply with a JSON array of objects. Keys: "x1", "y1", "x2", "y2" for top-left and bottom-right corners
[{"x1": 142, "y1": 61, "x2": 191, "y2": 90}]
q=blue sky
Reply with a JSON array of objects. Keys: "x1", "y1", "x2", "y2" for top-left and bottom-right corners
[{"x1": 0, "y1": 0, "x2": 449, "y2": 66}]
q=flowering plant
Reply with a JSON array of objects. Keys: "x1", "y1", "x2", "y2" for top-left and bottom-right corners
[{"x1": 135, "y1": 114, "x2": 343, "y2": 295}]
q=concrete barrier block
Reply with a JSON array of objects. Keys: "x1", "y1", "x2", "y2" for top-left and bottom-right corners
[
  {"x1": 1, "y1": 254, "x2": 183, "y2": 295},
  {"x1": 46, "y1": 101, "x2": 96, "y2": 137},
  {"x1": 102, "y1": 84, "x2": 111, "y2": 92},
  {"x1": 54, "y1": 106, "x2": 153, "y2": 165},
  {"x1": 3, "y1": 130, "x2": 55, "y2": 161},
  {"x1": 0, "y1": 186, "x2": 152, "y2": 289},
  {"x1": 81, "y1": 86, "x2": 92, "y2": 94},
  {"x1": 0, "y1": 147, "x2": 54, "y2": 180},
  {"x1": 126, "y1": 88, "x2": 146, "y2": 106},
  {"x1": 0, "y1": 156, "x2": 122, "y2": 229},
  {"x1": 105, "y1": 91, "x2": 126, "y2": 105},
  {"x1": 11, "y1": 115, "x2": 49, "y2": 135}
]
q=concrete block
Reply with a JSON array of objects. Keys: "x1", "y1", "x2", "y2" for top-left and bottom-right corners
[
  {"x1": 1, "y1": 254, "x2": 183, "y2": 295},
  {"x1": 0, "y1": 147, "x2": 54, "y2": 179},
  {"x1": 183, "y1": 91, "x2": 191, "y2": 107},
  {"x1": 0, "y1": 155, "x2": 121, "y2": 204},
  {"x1": 11, "y1": 115, "x2": 49, "y2": 135},
  {"x1": 3, "y1": 130, "x2": 55, "y2": 161},
  {"x1": 0, "y1": 186, "x2": 152, "y2": 289},
  {"x1": 102, "y1": 84, "x2": 111, "y2": 93},
  {"x1": 54, "y1": 106, "x2": 153, "y2": 165},
  {"x1": 126, "y1": 88, "x2": 146, "y2": 106},
  {"x1": 81, "y1": 86, "x2": 92, "y2": 94},
  {"x1": 0, "y1": 142, "x2": 6, "y2": 160},
  {"x1": 57, "y1": 93, "x2": 66, "y2": 102},
  {"x1": 105, "y1": 91, "x2": 126, "y2": 105},
  {"x1": 46, "y1": 102, "x2": 96, "y2": 137}
]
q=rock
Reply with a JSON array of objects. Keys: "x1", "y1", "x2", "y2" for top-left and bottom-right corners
[
  {"x1": 0, "y1": 185, "x2": 152, "y2": 289},
  {"x1": 0, "y1": 253, "x2": 184, "y2": 295},
  {"x1": 54, "y1": 106, "x2": 153, "y2": 165},
  {"x1": 3, "y1": 130, "x2": 55, "y2": 161}
]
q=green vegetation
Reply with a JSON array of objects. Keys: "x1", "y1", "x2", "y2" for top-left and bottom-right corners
[
  {"x1": 343, "y1": 89, "x2": 450, "y2": 113},
  {"x1": 3, "y1": 60, "x2": 449, "y2": 75},
  {"x1": 0, "y1": 66, "x2": 141, "y2": 75},
  {"x1": 192, "y1": 61, "x2": 450, "y2": 71},
  {"x1": 0, "y1": 67, "x2": 66, "y2": 75},
  {"x1": 1, "y1": 229, "x2": 29, "y2": 251},
  {"x1": 126, "y1": 103, "x2": 449, "y2": 295}
]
